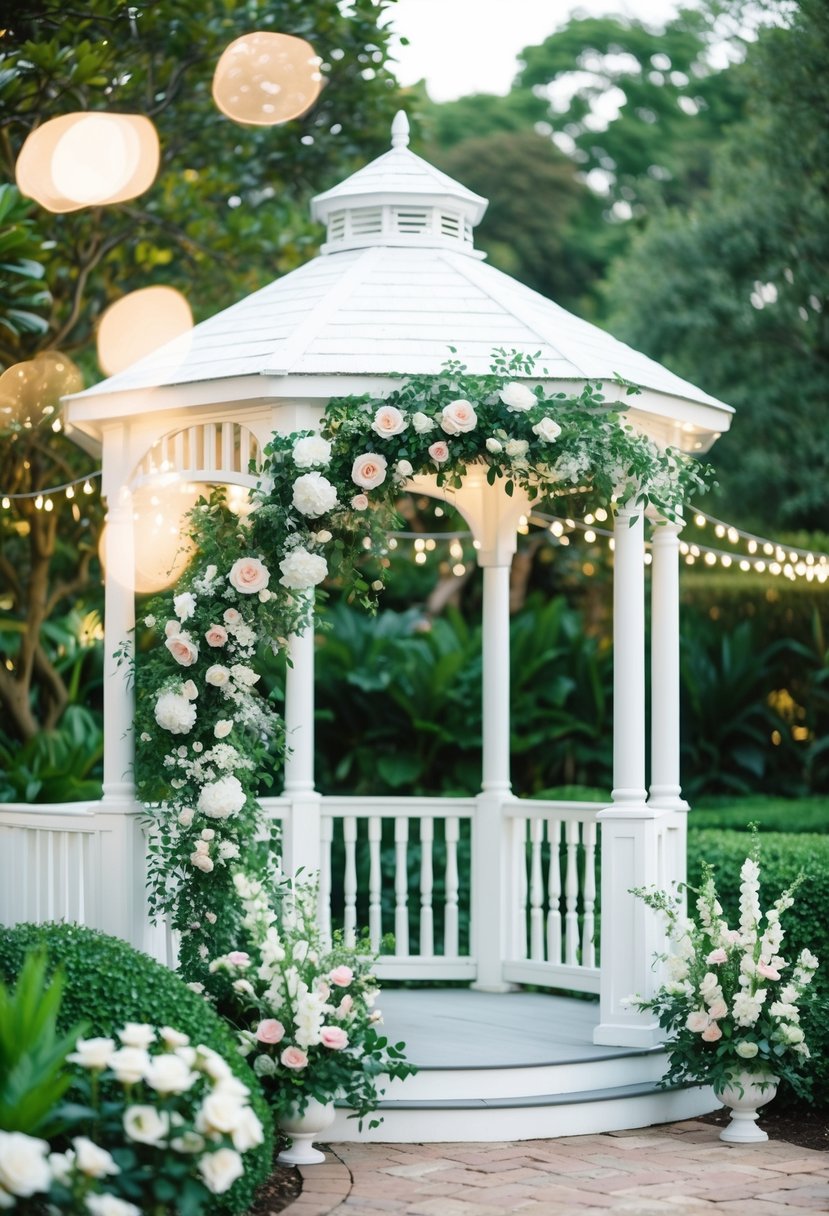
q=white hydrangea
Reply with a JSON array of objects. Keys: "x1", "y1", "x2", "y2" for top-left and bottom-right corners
[
  {"x1": 292, "y1": 472, "x2": 338, "y2": 518},
  {"x1": 154, "y1": 691, "x2": 197, "y2": 735},
  {"x1": 292, "y1": 434, "x2": 332, "y2": 468},
  {"x1": 230, "y1": 664, "x2": 260, "y2": 688},
  {"x1": 173, "y1": 592, "x2": 197, "y2": 622},
  {"x1": 279, "y1": 547, "x2": 328, "y2": 590},
  {"x1": 198, "y1": 775, "x2": 247, "y2": 820}
]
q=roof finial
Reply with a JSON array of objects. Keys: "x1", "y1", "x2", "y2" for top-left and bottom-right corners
[{"x1": 391, "y1": 110, "x2": 410, "y2": 149}]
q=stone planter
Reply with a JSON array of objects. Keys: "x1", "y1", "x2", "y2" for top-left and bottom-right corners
[
  {"x1": 715, "y1": 1071, "x2": 778, "y2": 1143},
  {"x1": 277, "y1": 1097, "x2": 336, "y2": 1165}
]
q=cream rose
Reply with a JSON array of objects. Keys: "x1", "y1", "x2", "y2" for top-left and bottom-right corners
[
  {"x1": 145, "y1": 1053, "x2": 197, "y2": 1095},
  {"x1": 685, "y1": 1010, "x2": 710, "y2": 1034},
  {"x1": 165, "y1": 634, "x2": 199, "y2": 667},
  {"x1": 499, "y1": 381, "x2": 536, "y2": 412},
  {"x1": 412, "y1": 411, "x2": 435, "y2": 434},
  {"x1": 205, "y1": 625, "x2": 228, "y2": 648},
  {"x1": 205, "y1": 664, "x2": 230, "y2": 687},
  {"x1": 123, "y1": 1106, "x2": 170, "y2": 1146},
  {"x1": 371, "y1": 405, "x2": 407, "y2": 437},
  {"x1": 292, "y1": 471, "x2": 339, "y2": 517},
  {"x1": 223, "y1": 608, "x2": 242, "y2": 627},
  {"x1": 214, "y1": 719, "x2": 234, "y2": 739},
  {"x1": 228, "y1": 557, "x2": 270, "y2": 595},
  {"x1": 701, "y1": 1023, "x2": 723, "y2": 1042},
  {"x1": 486, "y1": 437, "x2": 503, "y2": 453},
  {"x1": 532, "y1": 417, "x2": 562, "y2": 442},
  {"x1": 440, "y1": 399, "x2": 477, "y2": 435},
  {"x1": 428, "y1": 441, "x2": 449, "y2": 464},
  {"x1": 735, "y1": 1040, "x2": 759, "y2": 1059},
  {"x1": 199, "y1": 1148, "x2": 244, "y2": 1196},
  {"x1": 0, "y1": 1131, "x2": 51, "y2": 1198},
  {"x1": 505, "y1": 438, "x2": 529, "y2": 460},
  {"x1": 86, "y1": 1196, "x2": 141, "y2": 1216},
  {"x1": 67, "y1": 1037, "x2": 115, "y2": 1070},
  {"x1": 351, "y1": 452, "x2": 388, "y2": 490},
  {"x1": 230, "y1": 1106, "x2": 264, "y2": 1154},
  {"x1": 350, "y1": 493, "x2": 369, "y2": 510},
  {"x1": 278, "y1": 548, "x2": 328, "y2": 590},
  {"x1": 395, "y1": 459, "x2": 414, "y2": 479}
]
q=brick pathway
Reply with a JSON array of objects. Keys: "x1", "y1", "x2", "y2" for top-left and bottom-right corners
[{"x1": 284, "y1": 1121, "x2": 829, "y2": 1216}]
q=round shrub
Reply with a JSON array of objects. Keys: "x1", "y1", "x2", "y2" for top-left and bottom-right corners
[{"x1": 0, "y1": 922, "x2": 274, "y2": 1214}]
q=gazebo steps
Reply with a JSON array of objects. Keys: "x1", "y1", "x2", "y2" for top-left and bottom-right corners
[{"x1": 329, "y1": 989, "x2": 718, "y2": 1142}]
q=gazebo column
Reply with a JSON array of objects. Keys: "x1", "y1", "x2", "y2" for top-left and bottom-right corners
[
  {"x1": 648, "y1": 516, "x2": 689, "y2": 905},
  {"x1": 281, "y1": 594, "x2": 322, "y2": 880},
  {"x1": 594, "y1": 504, "x2": 666, "y2": 1047}
]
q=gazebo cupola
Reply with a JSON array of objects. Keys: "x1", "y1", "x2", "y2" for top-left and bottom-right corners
[{"x1": 312, "y1": 112, "x2": 486, "y2": 256}]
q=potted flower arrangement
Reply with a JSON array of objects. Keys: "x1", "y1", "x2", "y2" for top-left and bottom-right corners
[
  {"x1": 630, "y1": 839, "x2": 818, "y2": 1143},
  {"x1": 206, "y1": 874, "x2": 415, "y2": 1163}
]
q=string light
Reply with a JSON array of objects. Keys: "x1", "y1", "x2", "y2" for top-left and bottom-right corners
[{"x1": 0, "y1": 470, "x2": 101, "y2": 503}]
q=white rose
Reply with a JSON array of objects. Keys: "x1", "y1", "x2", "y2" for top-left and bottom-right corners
[
  {"x1": 371, "y1": 405, "x2": 407, "y2": 437},
  {"x1": 0, "y1": 1132, "x2": 51, "y2": 1198},
  {"x1": 86, "y1": 1195, "x2": 142, "y2": 1216},
  {"x1": 178, "y1": 807, "x2": 195, "y2": 827},
  {"x1": 118, "y1": 1023, "x2": 156, "y2": 1049},
  {"x1": 154, "y1": 690, "x2": 197, "y2": 735},
  {"x1": 292, "y1": 434, "x2": 332, "y2": 468},
  {"x1": 292, "y1": 471, "x2": 339, "y2": 518},
  {"x1": 170, "y1": 1130, "x2": 205, "y2": 1155},
  {"x1": 198, "y1": 1092, "x2": 246, "y2": 1136},
  {"x1": 735, "y1": 1041, "x2": 759, "y2": 1059},
  {"x1": 505, "y1": 438, "x2": 529, "y2": 460},
  {"x1": 486, "y1": 437, "x2": 502, "y2": 453},
  {"x1": 314, "y1": 529, "x2": 333, "y2": 544},
  {"x1": 182, "y1": 679, "x2": 198, "y2": 700},
  {"x1": 279, "y1": 547, "x2": 328, "y2": 590},
  {"x1": 191, "y1": 851, "x2": 214, "y2": 873},
  {"x1": 123, "y1": 1105, "x2": 170, "y2": 1146},
  {"x1": 230, "y1": 1106, "x2": 264, "y2": 1153},
  {"x1": 780, "y1": 1023, "x2": 805, "y2": 1044},
  {"x1": 440, "y1": 399, "x2": 477, "y2": 435},
  {"x1": 67, "y1": 1037, "x2": 115, "y2": 1070},
  {"x1": 258, "y1": 588, "x2": 270, "y2": 602},
  {"x1": 205, "y1": 664, "x2": 230, "y2": 687},
  {"x1": 143, "y1": 614, "x2": 156, "y2": 628},
  {"x1": 532, "y1": 417, "x2": 562, "y2": 442},
  {"x1": 196, "y1": 1046, "x2": 232, "y2": 1082},
  {"x1": 395, "y1": 459, "x2": 413, "y2": 479},
  {"x1": 228, "y1": 557, "x2": 270, "y2": 595},
  {"x1": 164, "y1": 619, "x2": 179, "y2": 638},
  {"x1": 412, "y1": 411, "x2": 435, "y2": 434},
  {"x1": 108, "y1": 1047, "x2": 150, "y2": 1084},
  {"x1": 72, "y1": 1138, "x2": 119, "y2": 1179},
  {"x1": 685, "y1": 1010, "x2": 710, "y2": 1034},
  {"x1": 48, "y1": 1149, "x2": 74, "y2": 1185},
  {"x1": 198, "y1": 775, "x2": 246, "y2": 819},
  {"x1": 214, "y1": 719, "x2": 234, "y2": 739},
  {"x1": 499, "y1": 381, "x2": 536, "y2": 412},
  {"x1": 351, "y1": 452, "x2": 388, "y2": 490},
  {"x1": 145, "y1": 1053, "x2": 197, "y2": 1095},
  {"x1": 160, "y1": 1027, "x2": 190, "y2": 1048},
  {"x1": 198, "y1": 1148, "x2": 244, "y2": 1196}
]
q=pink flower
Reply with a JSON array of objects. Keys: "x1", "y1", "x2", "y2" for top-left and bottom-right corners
[
  {"x1": 685, "y1": 1010, "x2": 709, "y2": 1034},
  {"x1": 280, "y1": 1046, "x2": 308, "y2": 1070},
  {"x1": 701, "y1": 1023, "x2": 723, "y2": 1042},
  {"x1": 205, "y1": 625, "x2": 228, "y2": 648},
  {"x1": 228, "y1": 557, "x2": 270, "y2": 595},
  {"x1": 371, "y1": 405, "x2": 407, "y2": 437},
  {"x1": 329, "y1": 965, "x2": 353, "y2": 988},
  {"x1": 440, "y1": 399, "x2": 477, "y2": 435},
  {"x1": 227, "y1": 951, "x2": 250, "y2": 968},
  {"x1": 165, "y1": 634, "x2": 199, "y2": 667},
  {"x1": 320, "y1": 1026, "x2": 349, "y2": 1051},
  {"x1": 706, "y1": 948, "x2": 728, "y2": 965},
  {"x1": 351, "y1": 453, "x2": 388, "y2": 490},
  {"x1": 223, "y1": 608, "x2": 242, "y2": 627},
  {"x1": 350, "y1": 494, "x2": 369, "y2": 511},
  {"x1": 335, "y1": 995, "x2": 354, "y2": 1019},
  {"x1": 708, "y1": 998, "x2": 728, "y2": 1020},
  {"x1": 428, "y1": 441, "x2": 449, "y2": 464},
  {"x1": 757, "y1": 961, "x2": 781, "y2": 981},
  {"x1": 256, "y1": 1019, "x2": 285, "y2": 1044},
  {"x1": 164, "y1": 619, "x2": 180, "y2": 638}
]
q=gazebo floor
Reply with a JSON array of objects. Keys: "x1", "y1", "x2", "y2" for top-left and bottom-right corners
[{"x1": 330, "y1": 989, "x2": 718, "y2": 1142}]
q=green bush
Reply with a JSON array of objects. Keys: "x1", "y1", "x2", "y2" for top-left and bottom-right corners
[
  {"x1": 0, "y1": 923, "x2": 274, "y2": 1214},
  {"x1": 690, "y1": 795, "x2": 829, "y2": 833}
]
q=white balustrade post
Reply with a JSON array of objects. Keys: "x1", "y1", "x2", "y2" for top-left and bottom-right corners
[
  {"x1": 594, "y1": 504, "x2": 667, "y2": 1047},
  {"x1": 649, "y1": 515, "x2": 689, "y2": 911},
  {"x1": 281, "y1": 595, "x2": 321, "y2": 881}
]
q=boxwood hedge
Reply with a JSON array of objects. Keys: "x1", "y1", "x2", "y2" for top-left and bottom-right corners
[{"x1": 0, "y1": 922, "x2": 274, "y2": 1214}]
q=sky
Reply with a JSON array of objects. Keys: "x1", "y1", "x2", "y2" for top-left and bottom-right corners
[{"x1": 385, "y1": 0, "x2": 684, "y2": 101}]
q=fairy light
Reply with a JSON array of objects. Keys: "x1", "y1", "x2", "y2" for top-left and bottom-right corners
[{"x1": 0, "y1": 470, "x2": 101, "y2": 502}]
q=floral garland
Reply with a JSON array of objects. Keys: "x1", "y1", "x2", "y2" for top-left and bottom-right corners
[{"x1": 134, "y1": 351, "x2": 710, "y2": 978}]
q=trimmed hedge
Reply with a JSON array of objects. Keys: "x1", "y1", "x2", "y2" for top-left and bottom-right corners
[
  {"x1": 690, "y1": 796, "x2": 829, "y2": 834},
  {"x1": 0, "y1": 923, "x2": 274, "y2": 1214}
]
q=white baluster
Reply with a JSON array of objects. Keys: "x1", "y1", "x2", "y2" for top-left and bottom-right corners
[
  {"x1": 174, "y1": 431, "x2": 184, "y2": 472},
  {"x1": 221, "y1": 421, "x2": 233, "y2": 474},
  {"x1": 368, "y1": 817, "x2": 382, "y2": 952},
  {"x1": 204, "y1": 422, "x2": 217, "y2": 471},
  {"x1": 581, "y1": 820, "x2": 597, "y2": 968},
  {"x1": 564, "y1": 820, "x2": 580, "y2": 966},
  {"x1": 318, "y1": 817, "x2": 333, "y2": 949},
  {"x1": 511, "y1": 817, "x2": 528, "y2": 960},
  {"x1": 343, "y1": 817, "x2": 357, "y2": 947},
  {"x1": 444, "y1": 817, "x2": 459, "y2": 957},
  {"x1": 419, "y1": 818, "x2": 434, "y2": 957},
  {"x1": 394, "y1": 817, "x2": 409, "y2": 956},
  {"x1": 547, "y1": 819, "x2": 562, "y2": 964},
  {"x1": 187, "y1": 426, "x2": 198, "y2": 470},
  {"x1": 529, "y1": 818, "x2": 545, "y2": 961},
  {"x1": 239, "y1": 427, "x2": 251, "y2": 475}
]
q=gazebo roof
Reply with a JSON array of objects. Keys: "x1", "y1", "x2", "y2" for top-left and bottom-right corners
[{"x1": 66, "y1": 113, "x2": 733, "y2": 450}]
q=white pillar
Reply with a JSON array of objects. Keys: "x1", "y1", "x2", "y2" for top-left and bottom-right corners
[
  {"x1": 282, "y1": 599, "x2": 322, "y2": 879},
  {"x1": 594, "y1": 504, "x2": 666, "y2": 1047},
  {"x1": 649, "y1": 519, "x2": 688, "y2": 812},
  {"x1": 102, "y1": 489, "x2": 137, "y2": 806},
  {"x1": 481, "y1": 565, "x2": 512, "y2": 795}
]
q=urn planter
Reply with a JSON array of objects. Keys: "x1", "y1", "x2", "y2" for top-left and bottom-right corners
[
  {"x1": 277, "y1": 1097, "x2": 337, "y2": 1165},
  {"x1": 715, "y1": 1071, "x2": 778, "y2": 1143}
]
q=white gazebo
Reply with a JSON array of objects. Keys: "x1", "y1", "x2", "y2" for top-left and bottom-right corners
[{"x1": 0, "y1": 113, "x2": 733, "y2": 1141}]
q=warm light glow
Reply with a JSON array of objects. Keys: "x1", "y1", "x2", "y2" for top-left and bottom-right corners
[
  {"x1": 97, "y1": 287, "x2": 193, "y2": 376},
  {"x1": 100, "y1": 481, "x2": 199, "y2": 594},
  {"x1": 0, "y1": 351, "x2": 83, "y2": 427},
  {"x1": 212, "y1": 31, "x2": 322, "y2": 126},
  {"x1": 16, "y1": 112, "x2": 159, "y2": 212}
]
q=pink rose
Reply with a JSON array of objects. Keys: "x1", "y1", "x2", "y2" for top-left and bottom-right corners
[
  {"x1": 320, "y1": 1026, "x2": 349, "y2": 1051},
  {"x1": 329, "y1": 965, "x2": 353, "y2": 988},
  {"x1": 428, "y1": 441, "x2": 449, "y2": 464},
  {"x1": 706, "y1": 948, "x2": 728, "y2": 965},
  {"x1": 701, "y1": 1023, "x2": 723, "y2": 1042},
  {"x1": 350, "y1": 494, "x2": 369, "y2": 511},
  {"x1": 205, "y1": 625, "x2": 228, "y2": 648},
  {"x1": 335, "y1": 995, "x2": 354, "y2": 1019},
  {"x1": 280, "y1": 1046, "x2": 308, "y2": 1070},
  {"x1": 440, "y1": 399, "x2": 477, "y2": 435},
  {"x1": 164, "y1": 619, "x2": 180, "y2": 638},
  {"x1": 351, "y1": 453, "x2": 388, "y2": 490},
  {"x1": 227, "y1": 951, "x2": 250, "y2": 968},
  {"x1": 165, "y1": 634, "x2": 199, "y2": 667},
  {"x1": 757, "y1": 961, "x2": 781, "y2": 981},
  {"x1": 223, "y1": 609, "x2": 242, "y2": 626},
  {"x1": 708, "y1": 999, "x2": 728, "y2": 1020},
  {"x1": 371, "y1": 405, "x2": 407, "y2": 437},
  {"x1": 256, "y1": 1019, "x2": 285, "y2": 1044},
  {"x1": 228, "y1": 557, "x2": 270, "y2": 595},
  {"x1": 685, "y1": 1010, "x2": 709, "y2": 1034}
]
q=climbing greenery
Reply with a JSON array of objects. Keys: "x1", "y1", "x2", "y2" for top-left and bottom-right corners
[{"x1": 134, "y1": 352, "x2": 710, "y2": 977}]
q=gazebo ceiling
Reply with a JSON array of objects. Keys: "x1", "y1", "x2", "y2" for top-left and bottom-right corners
[{"x1": 65, "y1": 113, "x2": 733, "y2": 453}]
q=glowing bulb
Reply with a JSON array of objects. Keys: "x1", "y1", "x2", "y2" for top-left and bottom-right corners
[
  {"x1": 763, "y1": 542, "x2": 774, "y2": 556},
  {"x1": 644, "y1": 552, "x2": 652, "y2": 565},
  {"x1": 434, "y1": 507, "x2": 444, "y2": 517},
  {"x1": 584, "y1": 513, "x2": 595, "y2": 525},
  {"x1": 34, "y1": 495, "x2": 43, "y2": 509},
  {"x1": 414, "y1": 538, "x2": 425, "y2": 552},
  {"x1": 550, "y1": 521, "x2": 564, "y2": 537},
  {"x1": 727, "y1": 528, "x2": 739, "y2": 543},
  {"x1": 715, "y1": 524, "x2": 725, "y2": 538},
  {"x1": 740, "y1": 560, "x2": 750, "y2": 571},
  {"x1": 1, "y1": 497, "x2": 9, "y2": 509},
  {"x1": 65, "y1": 486, "x2": 74, "y2": 498},
  {"x1": 748, "y1": 540, "x2": 757, "y2": 554},
  {"x1": 44, "y1": 497, "x2": 53, "y2": 512},
  {"x1": 704, "y1": 551, "x2": 717, "y2": 566},
  {"x1": 721, "y1": 555, "x2": 732, "y2": 567},
  {"x1": 595, "y1": 508, "x2": 608, "y2": 522},
  {"x1": 425, "y1": 538, "x2": 436, "y2": 551},
  {"x1": 83, "y1": 480, "x2": 94, "y2": 495},
  {"x1": 388, "y1": 538, "x2": 398, "y2": 550},
  {"x1": 584, "y1": 529, "x2": 596, "y2": 543},
  {"x1": 415, "y1": 551, "x2": 427, "y2": 565},
  {"x1": 452, "y1": 563, "x2": 465, "y2": 577},
  {"x1": 694, "y1": 513, "x2": 706, "y2": 527}
]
